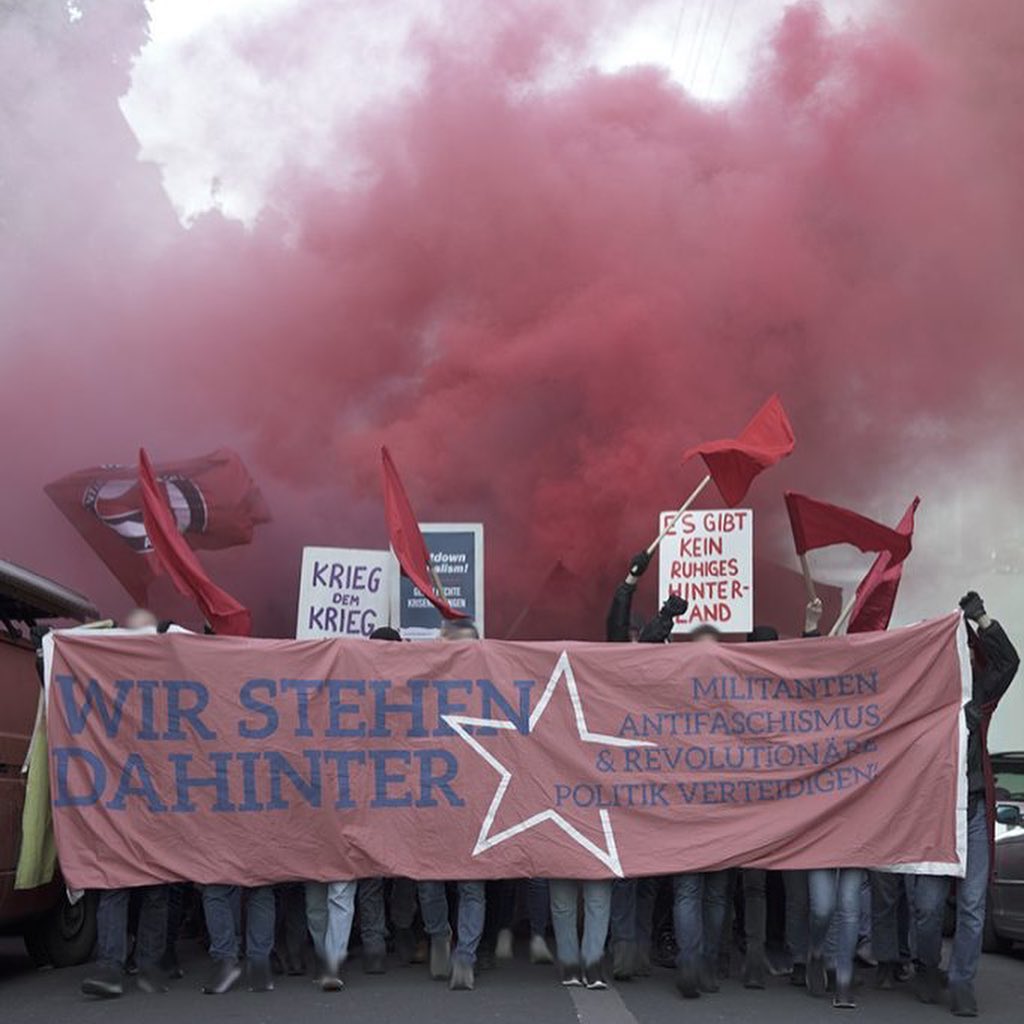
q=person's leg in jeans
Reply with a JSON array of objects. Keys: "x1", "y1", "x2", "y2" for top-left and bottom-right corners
[
  {"x1": 304, "y1": 882, "x2": 329, "y2": 970},
  {"x1": 244, "y1": 885, "x2": 277, "y2": 990},
  {"x1": 322, "y1": 881, "x2": 357, "y2": 982},
  {"x1": 161, "y1": 883, "x2": 185, "y2": 978},
  {"x1": 870, "y1": 871, "x2": 901, "y2": 985},
  {"x1": 526, "y1": 878, "x2": 553, "y2": 963},
  {"x1": 201, "y1": 884, "x2": 243, "y2": 994},
  {"x1": 358, "y1": 878, "x2": 388, "y2": 971},
  {"x1": 83, "y1": 889, "x2": 134, "y2": 996},
  {"x1": 912, "y1": 872, "x2": 949, "y2": 1003},
  {"x1": 581, "y1": 879, "x2": 612, "y2": 986},
  {"x1": 417, "y1": 880, "x2": 452, "y2": 980},
  {"x1": 897, "y1": 877, "x2": 912, "y2": 968},
  {"x1": 948, "y1": 798, "x2": 990, "y2": 1012},
  {"x1": 276, "y1": 883, "x2": 307, "y2": 975},
  {"x1": 135, "y1": 886, "x2": 169, "y2": 976},
  {"x1": 450, "y1": 880, "x2": 486, "y2": 987},
  {"x1": 549, "y1": 879, "x2": 582, "y2": 982},
  {"x1": 700, "y1": 870, "x2": 731, "y2": 991},
  {"x1": 832, "y1": 869, "x2": 863, "y2": 1004},
  {"x1": 806, "y1": 869, "x2": 836, "y2": 997},
  {"x1": 609, "y1": 878, "x2": 637, "y2": 979},
  {"x1": 490, "y1": 880, "x2": 517, "y2": 960},
  {"x1": 741, "y1": 869, "x2": 768, "y2": 988},
  {"x1": 672, "y1": 872, "x2": 702, "y2": 997}
]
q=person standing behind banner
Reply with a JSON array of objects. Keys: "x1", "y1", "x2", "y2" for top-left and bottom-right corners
[
  {"x1": 417, "y1": 618, "x2": 489, "y2": 991},
  {"x1": 912, "y1": 593, "x2": 1018, "y2": 1017},
  {"x1": 670, "y1": 620, "x2": 731, "y2": 1001},
  {"x1": 81, "y1": 608, "x2": 170, "y2": 999},
  {"x1": 606, "y1": 550, "x2": 668, "y2": 981}
]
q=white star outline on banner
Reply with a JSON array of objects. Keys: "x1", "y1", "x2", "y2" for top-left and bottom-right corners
[{"x1": 442, "y1": 651, "x2": 655, "y2": 877}]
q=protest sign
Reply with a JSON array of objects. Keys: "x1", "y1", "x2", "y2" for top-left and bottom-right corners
[
  {"x1": 659, "y1": 509, "x2": 753, "y2": 634},
  {"x1": 392, "y1": 523, "x2": 484, "y2": 638},
  {"x1": 44, "y1": 614, "x2": 968, "y2": 888},
  {"x1": 295, "y1": 547, "x2": 392, "y2": 638}
]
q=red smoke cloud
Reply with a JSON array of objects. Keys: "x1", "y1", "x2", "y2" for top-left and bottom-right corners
[{"x1": 2, "y1": 0, "x2": 1023, "y2": 638}]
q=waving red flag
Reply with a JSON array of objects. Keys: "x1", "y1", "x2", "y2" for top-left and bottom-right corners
[
  {"x1": 139, "y1": 449, "x2": 252, "y2": 636},
  {"x1": 784, "y1": 491, "x2": 913, "y2": 563},
  {"x1": 847, "y1": 498, "x2": 920, "y2": 634},
  {"x1": 682, "y1": 395, "x2": 795, "y2": 507},
  {"x1": 46, "y1": 449, "x2": 269, "y2": 603},
  {"x1": 381, "y1": 447, "x2": 467, "y2": 620}
]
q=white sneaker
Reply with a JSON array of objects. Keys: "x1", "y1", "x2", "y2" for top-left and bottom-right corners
[
  {"x1": 496, "y1": 928, "x2": 515, "y2": 960},
  {"x1": 529, "y1": 934, "x2": 554, "y2": 965}
]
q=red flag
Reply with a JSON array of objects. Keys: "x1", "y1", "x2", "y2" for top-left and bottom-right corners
[
  {"x1": 784, "y1": 491, "x2": 913, "y2": 563},
  {"x1": 45, "y1": 449, "x2": 269, "y2": 603},
  {"x1": 138, "y1": 449, "x2": 252, "y2": 636},
  {"x1": 682, "y1": 395, "x2": 795, "y2": 507},
  {"x1": 381, "y1": 447, "x2": 467, "y2": 620},
  {"x1": 848, "y1": 498, "x2": 920, "y2": 634}
]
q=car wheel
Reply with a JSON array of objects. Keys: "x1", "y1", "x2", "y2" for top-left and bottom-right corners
[{"x1": 23, "y1": 890, "x2": 97, "y2": 968}]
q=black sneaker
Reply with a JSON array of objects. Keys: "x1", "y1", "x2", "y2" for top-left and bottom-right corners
[
  {"x1": 363, "y1": 951, "x2": 386, "y2": 974},
  {"x1": 81, "y1": 966, "x2": 124, "y2": 998},
  {"x1": 136, "y1": 967, "x2": 168, "y2": 994},
  {"x1": 833, "y1": 983, "x2": 857, "y2": 1009},
  {"x1": 429, "y1": 932, "x2": 451, "y2": 980},
  {"x1": 950, "y1": 984, "x2": 979, "y2": 1017},
  {"x1": 394, "y1": 927, "x2": 416, "y2": 965},
  {"x1": 675, "y1": 962, "x2": 701, "y2": 999},
  {"x1": 560, "y1": 963, "x2": 583, "y2": 987},
  {"x1": 202, "y1": 957, "x2": 242, "y2": 995},
  {"x1": 806, "y1": 955, "x2": 827, "y2": 998},
  {"x1": 449, "y1": 960, "x2": 474, "y2": 991},
  {"x1": 584, "y1": 962, "x2": 608, "y2": 990},
  {"x1": 248, "y1": 958, "x2": 275, "y2": 992}
]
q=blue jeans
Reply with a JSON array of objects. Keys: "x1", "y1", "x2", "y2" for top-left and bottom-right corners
[
  {"x1": 528, "y1": 878, "x2": 550, "y2": 937},
  {"x1": 610, "y1": 878, "x2": 657, "y2": 950},
  {"x1": 305, "y1": 881, "x2": 357, "y2": 972},
  {"x1": 96, "y1": 886, "x2": 167, "y2": 971},
  {"x1": 550, "y1": 879, "x2": 612, "y2": 970},
  {"x1": 203, "y1": 884, "x2": 275, "y2": 963},
  {"x1": 418, "y1": 880, "x2": 486, "y2": 966},
  {"x1": 914, "y1": 797, "x2": 989, "y2": 987},
  {"x1": 672, "y1": 870, "x2": 730, "y2": 968},
  {"x1": 808, "y1": 868, "x2": 862, "y2": 988}
]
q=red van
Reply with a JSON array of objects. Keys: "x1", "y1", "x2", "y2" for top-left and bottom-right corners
[{"x1": 0, "y1": 559, "x2": 100, "y2": 965}]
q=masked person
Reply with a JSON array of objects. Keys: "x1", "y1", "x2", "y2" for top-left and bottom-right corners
[
  {"x1": 912, "y1": 592, "x2": 1019, "y2": 1017},
  {"x1": 416, "y1": 618, "x2": 489, "y2": 991},
  {"x1": 81, "y1": 609, "x2": 169, "y2": 999},
  {"x1": 606, "y1": 550, "x2": 658, "y2": 979}
]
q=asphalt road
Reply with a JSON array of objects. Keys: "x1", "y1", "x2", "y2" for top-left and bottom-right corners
[{"x1": 1, "y1": 936, "x2": 1022, "y2": 1024}]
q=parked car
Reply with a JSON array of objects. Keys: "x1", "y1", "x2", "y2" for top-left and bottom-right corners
[
  {"x1": 991, "y1": 751, "x2": 1024, "y2": 830},
  {"x1": 0, "y1": 559, "x2": 100, "y2": 965},
  {"x1": 984, "y1": 801, "x2": 1024, "y2": 952}
]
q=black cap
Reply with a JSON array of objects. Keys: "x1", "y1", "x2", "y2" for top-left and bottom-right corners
[
  {"x1": 747, "y1": 625, "x2": 779, "y2": 643},
  {"x1": 369, "y1": 626, "x2": 403, "y2": 642}
]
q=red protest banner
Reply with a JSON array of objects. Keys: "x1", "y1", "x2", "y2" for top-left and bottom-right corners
[{"x1": 45, "y1": 615, "x2": 968, "y2": 889}]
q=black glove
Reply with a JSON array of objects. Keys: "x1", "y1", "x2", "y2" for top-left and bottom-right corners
[
  {"x1": 661, "y1": 594, "x2": 688, "y2": 619},
  {"x1": 959, "y1": 591, "x2": 986, "y2": 623},
  {"x1": 628, "y1": 550, "x2": 651, "y2": 579}
]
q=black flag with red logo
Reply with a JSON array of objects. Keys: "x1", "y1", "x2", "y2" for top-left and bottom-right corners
[{"x1": 45, "y1": 448, "x2": 270, "y2": 603}]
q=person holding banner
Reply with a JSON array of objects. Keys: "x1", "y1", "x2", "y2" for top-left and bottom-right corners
[
  {"x1": 417, "y1": 617, "x2": 489, "y2": 991},
  {"x1": 912, "y1": 593, "x2": 1019, "y2": 1017},
  {"x1": 80, "y1": 608, "x2": 169, "y2": 1000}
]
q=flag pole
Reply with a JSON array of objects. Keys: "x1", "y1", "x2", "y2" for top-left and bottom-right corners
[
  {"x1": 647, "y1": 474, "x2": 712, "y2": 556},
  {"x1": 829, "y1": 592, "x2": 858, "y2": 637},
  {"x1": 798, "y1": 553, "x2": 818, "y2": 603}
]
